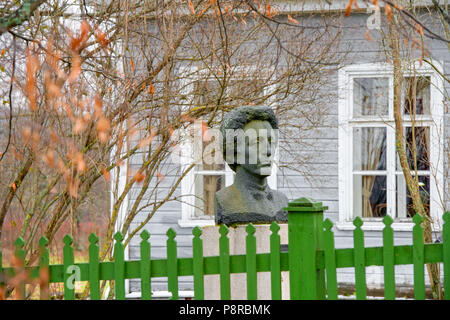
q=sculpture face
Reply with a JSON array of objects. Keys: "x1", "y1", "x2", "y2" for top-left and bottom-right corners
[
  {"x1": 239, "y1": 120, "x2": 275, "y2": 177},
  {"x1": 214, "y1": 106, "x2": 288, "y2": 226}
]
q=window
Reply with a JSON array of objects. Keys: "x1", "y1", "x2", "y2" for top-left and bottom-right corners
[
  {"x1": 178, "y1": 76, "x2": 278, "y2": 227},
  {"x1": 338, "y1": 62, "x2": 444, "y2": 231}
]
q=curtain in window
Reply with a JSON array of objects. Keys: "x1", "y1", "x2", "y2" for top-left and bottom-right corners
[{"x1": 361, "y1": 129, "x2": 386, "y2": 217}]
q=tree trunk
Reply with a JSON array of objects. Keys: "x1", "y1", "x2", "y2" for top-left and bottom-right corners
[{"x1": 388, "y1": 9, "x2": 443, "y2": 299}]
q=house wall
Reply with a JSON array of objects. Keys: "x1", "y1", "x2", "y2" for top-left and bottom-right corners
[{"x1": 124, "y1": 10, "x2": 450, "y2": 297}]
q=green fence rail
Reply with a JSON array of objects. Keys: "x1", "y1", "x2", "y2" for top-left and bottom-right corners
[{"x1": 0, "y1": 197, "x2": 449, "y2": 300}]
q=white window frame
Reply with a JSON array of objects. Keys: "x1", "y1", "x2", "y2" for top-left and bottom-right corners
[
  {"x1": 177, "y1": 134, "x2": 234, "y2": 227},
  {"x1": 337, "y1": 61, "x2": 444, "y2": 231},
  {"x1": 178, "y1": 69, "x2": 279, "y2": 228}
]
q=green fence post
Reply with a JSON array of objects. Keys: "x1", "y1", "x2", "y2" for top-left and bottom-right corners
[
  {"x1": 38, "y1": 236, "x2": 50, "y2": 300},
  {"x1": 412, "y1": 214, "x2": 425, "y2": 300},
  {"x1": 63, "y1": 235, "x2": 75, "y2": 300},
  {"x1": 444, "y1": 211, "x2": 450, "y2": 300},
  {"x1": 269, "y1": 222, "x2": 282, "y2": 300},
  {"x1": 140, "y1": 230, "x2": 151, "y2": 300},
  {"x1": 284, "y1": 197, "x2": 327, "y2": 300},
  {"x1": 219, "y1": 225, "x2": 231, "y2": 300},
  {"x1": 353, "y1": 217, "x2": 367, "y2": 300},
  {"x1": 382, "y1": 216, "x2": 395, "y2": 300},
  {"x1": 246, "y1": 223, "x2": 257, "y2": 300},
  {"x1": 192, "y1": 227, "x2": 204, "y2": 300},
  {"x1": 167, "y1": 228, "x2": 179, "y2": 300},
  {"x1": 14, "y1": 237, "x2": 26, "y2": 298},
  {"x1": 88, "y1": 233, "x2": 100, "y2": 300},
  {"x1": 0, "y1": 243, "x2": 3, "y2": 294},
  {"x1": 114, "y1": 232, "x2": 125, "y2": 300},
  {"x1": 322, "y1": 219, "x2": 338, "y2": 300}
]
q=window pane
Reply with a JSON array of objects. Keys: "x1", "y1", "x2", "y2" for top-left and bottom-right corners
[
  {"x1": 194, "y1": 174, "x2": 225, "y2": 217},
  {"x1": 396, "y1": 126, "x2": 430, "y2": 171},
  {"x1": 353, "y1": 127, "x2": 386, "y2": 171},
  {"x1": 353, "y1": 77, "x2": 389, "y2": 117},
  {"x1": 197, "y1": 136, "x2": 224, "y2": 170},
  {"x1": 353, "y1": 175, "x2": 387, "y2": 217},
  {"x1": 403, "y1": 76, "x2": 430, "y2": 115},
  {"x1": 396, "y1": 175, "x2": 429, "y2": 218}
]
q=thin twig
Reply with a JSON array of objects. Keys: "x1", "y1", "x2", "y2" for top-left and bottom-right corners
[
  {"x1": 0, "y1": 35, "x2": 16, "y2": 162},
  {"x1": 381, "y1": 0, "x2": 450, "y2": 43}
]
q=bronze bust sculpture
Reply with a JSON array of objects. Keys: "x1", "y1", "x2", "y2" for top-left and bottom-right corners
[{"x1": 214, "y1": 106, "x2": 288, "y2": 226}]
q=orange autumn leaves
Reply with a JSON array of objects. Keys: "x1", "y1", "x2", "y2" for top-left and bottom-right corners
[
  {"x1": 188, "y1": 0, "x2": 195, "y2": 14},
  {"x1": 20, "y1": 18, "x2": 164, "y2": 198},
  {"x1": 25, "y1": 21, "x2": 111, "y2": 142},
  {"x1": 25, "y1": 48, "x2": 39, "y2": 111},
  {"x1": 94, "y1": 96, "x2": 111, "y2": 144},
  {"x1": 68, "y1": 20, "x2": 90, "y2": 53},
  {"x1": 287, "y1": 15, "x2": 299, "y2": 25},
  {"x1": 23, "y1": 126, "x2": 87, "y2": 198},
  {"x1": 25, "y1": 20, "x2": 110, "y2": 107},
  {"x1": 20, "y1": 21, "x2": 113, "y2": 198}
]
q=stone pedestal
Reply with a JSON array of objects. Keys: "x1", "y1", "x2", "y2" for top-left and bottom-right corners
[{"x1": 201, "y1": 224, "x2": 290, "y2": 300}]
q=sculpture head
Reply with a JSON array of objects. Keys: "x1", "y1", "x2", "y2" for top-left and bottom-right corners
[{"x1": 220, "y1": 106, "x2": 278, "y2": 177}]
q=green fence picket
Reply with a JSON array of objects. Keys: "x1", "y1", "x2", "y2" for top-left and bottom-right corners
[
  {"x1": 412, "y1": 214, "x2": 425, "y2": 300},
  {"x1": 0, "y1": 245, "x2": 2, "y2": 291},
  {"x1": 444, "y1": 212, "x2": 450, "y2": 300},
  {"x1": 382, "y1": 216, "x2": 395, "y2": 300},
  {"x1": 167, "y1": 228, "x2": 178, "y2": 300},
  {"x1": 88, "y1": 233, "x2": 100, "y2": 300},
  {"x1": 38, "y1": 236, "x2": 49, "y2": 300},
  {"x1": 323, "y1": 219, "x2": 338, "y2": 300},
  {"x1": 269, "y1": 222, "x2": 281, "y2": 300},
  {"x1": 219, "y1": 225, "x2": 231, "y2": 300},
  {"x1": 353, "y1": 217, "x2": 366, "y2": 300},
  {"x1": 192, "y1": 227, "x2": 204, "y2": 300},
  {"x1": 14, "y1": 237, "x2": 26, "y2": 298},
  {"x1": 246, "y1": 224, "x2": 257, "y2": 300},
  {"x1": 63, "y1": 235, "x2": 75, "y2": 300},
  {"x1": 6, "y1": 200, "x2": 450, "y2": 301},
  {"x1": 14, "y1": 237, "x2": 25, "y2": 261},
  {"x1": 140, "y1": 230, "x2": 151, "y2": 300},
  {"x1": 114, "y1": 232, "x2": 125, "y2": 300}
]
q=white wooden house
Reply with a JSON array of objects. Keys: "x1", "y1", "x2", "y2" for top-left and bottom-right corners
[{"x1": 113, "y1": 1, "x2": 450, "y2": 298}]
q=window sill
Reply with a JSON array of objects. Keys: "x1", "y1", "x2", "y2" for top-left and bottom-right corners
[
  {"x1": 335, "y1": 221, "x2": 415, "y2": 232},
  {"x1": 178, "y1": 219, "x2": 216, "y2": 228}
]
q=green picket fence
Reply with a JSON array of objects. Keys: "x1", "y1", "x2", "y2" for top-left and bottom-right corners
[{"x1": 0, "y1": 197, "x2": 450, "y2": 300}]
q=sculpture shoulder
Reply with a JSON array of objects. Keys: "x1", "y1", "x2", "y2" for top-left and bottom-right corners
[
  {"x1": 214, "y1": 185, "x2": 242, "y2": 224},
  {"x1": 215, "y1": 185, "x2": 288, "y2": 212},
  {"x1": 270, "y1": 189, "x2": 289, "y2": 204},
  {"x1": 214, "y1": 185, "x2": 289, "y2": 225},
  {"x1": 215, "y1": 185, "x2": 239, "y2": 204}
]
